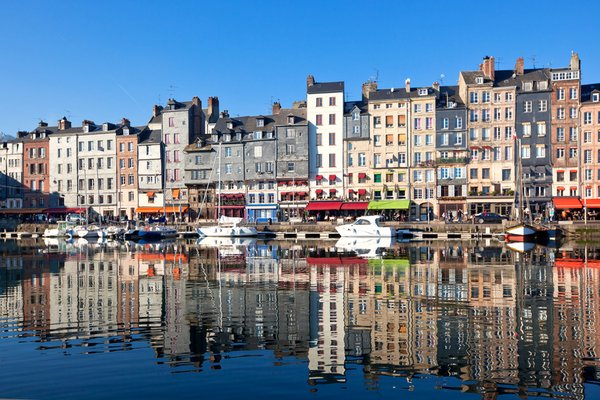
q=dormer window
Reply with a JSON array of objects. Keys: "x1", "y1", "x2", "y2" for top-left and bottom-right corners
[
  {"x1": 448, "y1": 101, "x2": 457, "y2": 108},
  {"x1": 224, "y1": 134, "x2": 231, "y2": 142},
  {"x1": 523, "y1": 81, "x2": 533, "y2": 91},
  {"x1": 254, "y1": 131, "x2": 262, "y2": 140},
  {"x1": 256, "y1": 118, "x2": 264, "y2": 128},
  {"x1": 103, "y1": 123, "x2": 109, "y2": 131},
  {"x1": 236, "y1": 133, "x2": 242, "y2": 141},
  {"x1": 418, "y1": 88, "x2": 428, "y2": 96},
  {"x1": 475, "y1": 77, "x2": 484, "y2": 84},
  {"x1": 352, "y1": 112, "x2": 359, "y2": 121},
  {"x1": 593, "y1": 93, "x2": 600, "y2": 103},
  {"x1": 538, "y1": 81, "x2": 548, "y2": 90},
  {"x1": 266, "y1": 131, "x2": 274, "y2": 139},
  {"x1": 123, "y1": 127, "x2": 130, "y2": 135},
  {"x1": 83, "y1": 125, "x2": 89, "y2": 133},
  {"x1": 288, "y1": 115, "x2": 295, "y2": 124},
  {"x1": 226, "y1": 121, "x2": 233, "y2": 130}
]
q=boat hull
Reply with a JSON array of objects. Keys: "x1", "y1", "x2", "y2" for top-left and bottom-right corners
[
  {"x1": 336, "y1": 225, "x2": 396, "y2": 237},
  {"x1": 196, "y1": 226, "x2": 258, "y2": 237},
  {"x1": 505, "y1": 224, "x2": 538, "y2": 236}
]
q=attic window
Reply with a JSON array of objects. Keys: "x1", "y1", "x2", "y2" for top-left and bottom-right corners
[
  {"x1": 538, "y1": 81, "x2": 548, "y2": 90},
  {"x1": 448, "y1": 101, "x2": 457, "y2": 108},
  {"x1": 418, "y1": 88, "x2": 428, "y2": 96},
  {"x1": 226, "y1": 121, "x2": 233, "y2": 130},
  {"x1": 256, "y1": 118, "x2": 264, "y2": 127},
  {"x1": 475, "y1": 77, "x2": 484, "y2": 84},
  {"x1": 224, "y1": 134, "x2": 231, "y2": 142},
  {"x1": 523, "y1": 82, "x2": 533, "y2": 91},
  {"x1": 254, "y1": 131, "x2": 262, "y2": 140},
  {"x1": 103, "y1": 123, "x2": 109, "y2": 131},
  {"x1": 83, "y1": 125, "x2": 90, "y2": 133},
  {"x1": 288, "y1": 115, "x2": 295, "y2": 124},
  {"x1": 593, "y1": 93, "x2": 600, "y2": 103},
  {"x1": 123, "y1": 127, "x2": 130, "y2": 135}
]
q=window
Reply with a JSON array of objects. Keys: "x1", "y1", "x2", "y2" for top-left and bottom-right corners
[
  {"x1": 521, "y1": 145, "x2": 531, "y2": 159},
  {"x1": 557, "y1": 127, "x2": 565, "y2": 142},
  {"x1": 442, "y1": 118, "x2": 449, "y2": 129},
  {"x1": 538, "y1": 100, "x2": 547, "y2": 112},
  {"x1": 537, "y1": 122, "x2": 546, "y2": 136},
  {"x1": 482, "y1": 91, "x2": 490, "y2": 103},
  {"x1": 584, "y1": 112, "x2": 592, "y2": 124},
  {"x1": 128, "y1": 158, "x2": 134, "y2": 167},
  {"x1": 469, "y1": 128, "x2": 478, "y2": 141},
  {"x1": 287, "y1": 162, "x2": 295, "y2": 172},
  {"x1": 569, "y1": 127, "x2": 578, "y2": 142},
  {"x1": 316, "y1": 154, "x2": 322, "y2": 168},
  {"x1": 328, "y1": 132, "x2": 336, "y2": 145},
  {"x1": 426, "y1": 103, "x2": 433, "y2": 112},
  {"x1": 414, "y1": 104, "x2": 422, "y2": 113},
  {"x1": 569, "y1": 148, "x2": 577, "y2": 159},
  {"x1": 470, "y1": 92, "x2": 479, "y2": 103},
  {"x1": 329, "y1": 96, "x2": 336, "y2": 106},
  {"x1": 373, "y1": 116, "x2": 381, "y2": 127},
  {"x1": 593, "y1": 93, "x2": 600, "y2": 102},
  {"x1": 536, "y1": 145, "x2": 546, "y2": 158},
  {"x1": 328, "y1": 153, "x2": 336, "y2": 167},
  {"x1": 470, "y1": 168, "x2": 478, "y2": 179},
  {"x1": 556, "y1": 148, "x2": 565, "y2": 159},
  {"x1": 557, "y1": 88, "x2": 565, "y2": 100},
  {"x1": 353, "y1": 126, "x2": 360, "y2": 134},
  {"x1": 570, "y1": 107, "x2": 577, "y2": 119},
  {"x1": 470, "y1": 110, "x2": 478, "y2": 122},
  {"x1": 414, "y1": 118, "x2": 422, "y2": 129},
  {"x1": 253, "y1": 146, "x2": 262, "y2": 157},
  {"x1": 584, "y1": 131, "x2": 592, "y2": 143},
  {"x1": 505, "y1": 107, "x2": 513, "y2": 120},
  {"x1": 570, "y1": 87, "x2": 578, "y2": 100},
  {"x1": 358, "y1": 153, "x2": 366, "y2": 166},
  {"x1": 471, "y1": 148, "x2": 478, "y2": 160},
  {"x1": 385, "y1": 115, "x2": 394, "y2": 128},
  {"x1": 441, "y1": 133, "x2": 449, "y2": 145},
  {"x1": 315, "y1": 97, "x2": 322, "y2": 107},
  {"x1": 585, "y1": 149, "x2": 592, "y2": 163},
  {"x1": 522, "y1": 123, "x2": 531, "y2": 137},
  {"x1": 502, "y1": 169, "x2": 511, "y2": 181},
  {"x1": 374, "y1": 135, "x2": 381, "y2": 146},
  {"x1": 286, "y1": 144, "x2": 295, "y2": 155},
  {"x1": 494, "y1": 107, "x2": 501, "y2": 121},
  {"x1": 315, "y1": 115, "x2": 322, "y2": 125},
  {"x1": 425, "y1": 117, "x2": 433, "y2": 129},
  {"x1": 523, "y1": 101, "x2": 532, "y2": 113},
  {"x1": 328, "y1": 114, "x2": 336, "y2": 125},
  {"x1": 570, "y1": 170, "x2": 577, "y2": 181},
  {"x1": 482, "y1": 168, "x2": 490, "y2": 179},
  {"x1": 352, "y1": 112, "x2": 359, "y2": 121},
  {"x1": 88, "y1": 141, "x2": 93, "y2": 151},
  {"x1": 374, "y1": 153, "x2": 381, "y2": 167}
]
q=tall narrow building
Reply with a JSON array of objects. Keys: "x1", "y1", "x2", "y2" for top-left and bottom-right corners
[{"x1": 306, "y1": 76, "x2": 345, "y2": 201}]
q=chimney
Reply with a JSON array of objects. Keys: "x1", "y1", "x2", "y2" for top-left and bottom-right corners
[
  {"x1": 58, "y1": 116, "x2": 71, "y2": 130},
  {"x1": 153, "y1": 105, "x2": 161, "y2": 117},
  {"x1": 480, "y1": 56, "x2": 495, "y2": 80},
  {"x1": 515, "y1": 57, "x2": 524, "y2": 75},
  {"x1": 306, "y1": 74, "x2": 315, "y2": 88},
  {"x1": 38, "y1": 121, "x2": 48, "y2": 128},
  {"x1": 570, "y1": 51, "x2": 580, "y2": 71},
  {"x1": 219, "y1": 110, "x2": 230, "y2": 119},
  {"x1": 432, "y1": 81, "x2": 440, "y2": 92},
  {"x1": 362, "y1": 81, "x2": 378, "y2": 100},
  {"x1": 192, "y1": 96, "x2": 201, "y2": 107},
  {"x1": 208, "y1": 96, "x2": 219, "y2": 119},
  {"x1": 405, "y1": 78, "x2": 411, "y2": 93},
  {"x1": 121, "y1": 118, "x2": 130, "y2": 127},
  {"x1": 272, "y1": 101, "x2": 281, "y2": 115}
]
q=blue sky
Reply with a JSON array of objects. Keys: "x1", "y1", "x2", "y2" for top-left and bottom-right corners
[{"x1": 1, "y1": 0, "x2": 599, "y2": 135}]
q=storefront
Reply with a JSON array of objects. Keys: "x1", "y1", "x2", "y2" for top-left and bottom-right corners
[
  {"x1": 247, "y1": 204, "x2": 278, "y2": 223},
  {"x1": 552, "y1": 197, "x2": 583, "y2": 221},
  {"x1": 466, "y1": 197, "x2": 513, "y2": 218},
  {"x1": 305, "y1": 201, "x2": 343, "y2": 221},
  {"x1": 583, "y1": 199, "x2": 600, "y2": 220},
  {"x1": 367, "y1": 200, "x2": 410, "y2": 221},
  {"x1": 340, "y1": 202, "x2": 369, "y2": 219}
]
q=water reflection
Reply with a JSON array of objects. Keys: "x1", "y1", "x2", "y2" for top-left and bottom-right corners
[{"x1": 0, "y1": 238, "x2": 599, "y2": 398}]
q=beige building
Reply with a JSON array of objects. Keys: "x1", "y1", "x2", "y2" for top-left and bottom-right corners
[{"x1": 459, "y1": 56, "x2": 516, "y2": 216}]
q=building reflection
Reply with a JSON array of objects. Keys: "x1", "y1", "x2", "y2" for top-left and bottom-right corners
[{"x1": 1, "y1": 239, "x2": 600, "y2": 397}]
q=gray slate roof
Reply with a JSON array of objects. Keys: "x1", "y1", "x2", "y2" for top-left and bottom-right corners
[{"x1": 307, "y1": 81, "x2": 344, "y2": 94}]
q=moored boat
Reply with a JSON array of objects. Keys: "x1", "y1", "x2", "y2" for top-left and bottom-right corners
[{"x1": 335, "y1": 216, "x2": 395, "y2": 238}]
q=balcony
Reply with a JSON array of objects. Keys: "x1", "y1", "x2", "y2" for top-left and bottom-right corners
[
  {"x1": 416, "y1": 160, "x2": 436, "y2": 167},
  {"x1": 436, "y1": 157, "x2": 470, "y2": 165}
]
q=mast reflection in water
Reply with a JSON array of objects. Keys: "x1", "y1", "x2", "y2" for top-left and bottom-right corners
[{"x1": 0, "y1": 238, "x2": 599, "y2": 399}]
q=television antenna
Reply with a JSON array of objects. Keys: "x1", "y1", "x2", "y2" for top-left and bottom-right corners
[
  {"x1": 528, "y1": 55, "x2": 537, "y2": 69},
  {"x1": 168, "y1": 84, "x2": 178, "y2": 99},
  {"x1": 440, "y1": 73, "x2": 445, "y2": 84}
]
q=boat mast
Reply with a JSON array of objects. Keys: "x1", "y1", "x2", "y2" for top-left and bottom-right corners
[{"x1": 217, "y1": 141, "x2": 222, "y2": 224}]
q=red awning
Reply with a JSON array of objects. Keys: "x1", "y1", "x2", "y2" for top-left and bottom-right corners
[
  {"x1": 348, "y1": 189, "x2": 355, "y2": 194},
  {"x1": 315, "y1": 189, "x2": 323, "y2": 194},
  {"x1": 315, "y1": 175, "x2": 323, "y2": 180},
  {"x1": 341, "y1": 202, "x2": 369, "y2": 210},
  {"x1": 553, "y1": 197, "x2": 583, "y2": 209},
  {"x1": 280, "y1": 192, "x2": 288, "y2": 196},
  {"x1": 44, "y1": 207, "x2": 87, "y2": 214},
  {"x1": 557, "y1": 170, "x2": 565, "y2": 173},
  {"x1": 557, "y1": 186, "x2": 566, "y2": 191},
  {"x1": 278, "y1": 181, "x2": 285, "y2": 186},
  {"x1": 296, "y1": 192, "x2": 307, "y2": 196},
  {"x1": 329, "y1": 188, "x2": 337, "y2": 193},
  {"x1": 570, "y1": 186, "x2": 578, "y2": 190},
  {"x1": 329, "y1": 174, "x2": 337, "y2": 180},
  {"x1": 288, "y1": 181, "x2": 295, "y2": 185},
  {"x1": 358, "y1": 189, "x2": 367, "y2": 195},
  {"x1": 305, "y1": 201, "x2": 343, "y2": 211},
  {"x1": 584, "y1": 199, "x2": 600, "y2": 209},
  {"x1": 358, "y1": 172, "x2": 367, "y2": 179}
]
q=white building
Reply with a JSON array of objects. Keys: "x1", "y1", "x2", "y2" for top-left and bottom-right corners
[
  {"x1": 306, "y1": 76, "x2": 345, "y2": 200},
  {"x1": 0, "y1": 140, "x2": 24, "y2": 208},
  {"x1": 137, "y1": 122, "x2": 165, "y2": 211},
  {"x1": 49, "y1": 117, "x2": 79, "y2": 208}
]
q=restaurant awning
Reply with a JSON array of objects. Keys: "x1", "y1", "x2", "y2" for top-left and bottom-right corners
[
  {"x1": 0, "y1": 208, "x2": 46, "y2": 214},
  {"x1": 44, "y1": 207, "x2": 87, "y2": 214},
  {"x1": 305, "y1": 201, "x2": 343, "y2": 211},
  {"x1": 329, "y1": 188, "x2": 337, "y2": 193},
  {"x1": 368, "y1": 200, "x2": 411, "y2": 210},
  {"x1": 358, "y1": 189, "x2": 367, "y2": 195},
  {"x1": 147, "y1": 192, "x2": 155, "y2": 198},
  {"x1": 315, "y1": 175, "x2": 323, "y2": 180},
  {"x1": 136, "y1": 206, "x2": 189, "y2": 213},
  {"x1": 315, "y1": 189, "x2": 323, "y2": 195},
  {"x1": 341, "y1": 202, "x2": 369, "y2": 210},
  {"x1": 552, "y1": 197, "x2": 583, "y2": 210},
  {"x1": 328, "y1": 174, "x2": 337, "y2": 180},
  {"x1": 358, "y1": 172, "x2": 367, "y2": 179},
  {"x1": 348, "y1": 189, "x2": 355, "y2": 194},
  {"x1": 583, "y1": 199, "x2": 600, "y2": 209}
]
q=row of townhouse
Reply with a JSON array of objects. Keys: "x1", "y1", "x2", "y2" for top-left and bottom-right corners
[{"x1": 0, "y1": 52, "x2": 599, "y2": 222}]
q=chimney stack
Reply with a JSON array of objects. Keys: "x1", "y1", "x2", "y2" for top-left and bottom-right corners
[
  {"x1": 480, "y1": 56, "x2": 495, "y2": 80},
  {"x1": 153, "y1": 105, "x2": 162, "y2": 117},
  {"x1": 219, "y1": 110, "x2": 230, "y2": 119},
  {"x1": 208, "y1": 96, "x2": 219, "y2": 120},
  {"x1": 570, "y1": 51, "x2": 580, "y2": 71},
  {"x1": 272, "y1": 101, "x2": 281, "y2": 115},
  {"x1": 121, "y1": 118, "x2": 130, "y2": 127},
  {"x1": 38, "y1": 121, "x2": 48, "y2": 128},
  {"x1": 192, "y1": 96, "x2": 201, "y2": 107},
  {"x1": 58, "y1": 116, "x2": 71, "y2": 130},
  {"x1": 362, "y1": 81, "x2": 378, "y2": 100},
  {"x1": 306, "y1": 74, "x2": 315, "y2": 88},
  {"x1": 432, "y1": 81, "x2": 440, "y2": 92},
  {"x1": 405, "y1": 78, "x2": 411, "y2": 93},
  {"x1": 515, "y1": 57, "x2": 524, "y2": 75}
]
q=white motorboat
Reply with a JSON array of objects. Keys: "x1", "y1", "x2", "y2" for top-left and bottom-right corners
[
  {"x1": 74, "y1": 225, "x2": 108, "y2": 239},
  {"x1": 43, "y1": 221, "x2": 73, "y2": 238},
  {"x1": 335, "y1": 236, "x2": 393, "y2": 258},
  {"x1": 335, "y1": 216, "x2": 395, "y2": 237},
  {"x1": 196, "y1": 216, "x2": 258, "y2": 237}
]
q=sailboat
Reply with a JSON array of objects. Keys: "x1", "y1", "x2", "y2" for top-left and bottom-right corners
[
  {"x1": 196, "y1": 141, "x2": 258, "y2": 238},
  {"x1": 505, "y1": 138, "x2": 540, "y2": 241}
]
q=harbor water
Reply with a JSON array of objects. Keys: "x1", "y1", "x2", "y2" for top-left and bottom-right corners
[{"x1": 0, "y1": 238, "x2": 599, "y2": 399}]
